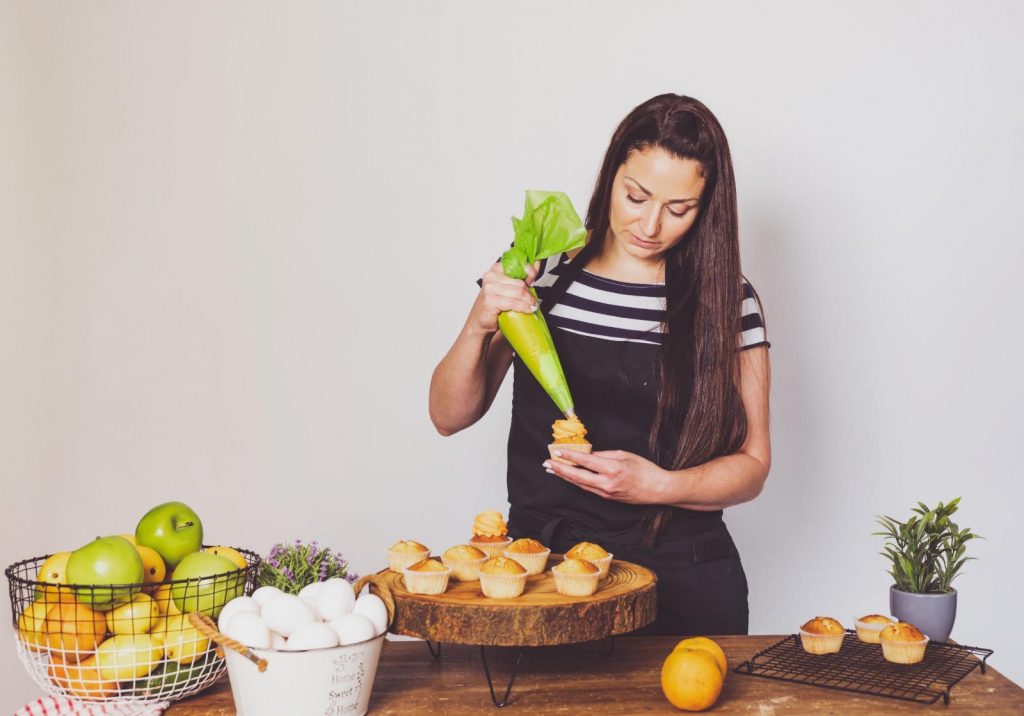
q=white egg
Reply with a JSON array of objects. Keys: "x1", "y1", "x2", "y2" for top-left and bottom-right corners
[
  {"x1": 352, "y1": 594, "x2": 388, "y2": 636},
  {"x1": 284, "y1": 622, "x2": 340, "y2": 651},
  {"x1": 316, "y1": 579, "x2": 355, "y2": 622},
  {"x1": 218, "y1": 596, "x2": 261, "y2": 634},
  {"x1": 270, "y1": 631, "x2": 288, "y2": 650},
  {"x1": 252, "y1": 586, "x2": 285, "y2": 608},
  {"x1": 225, "y1": 611, "x2": 271, "y2": 649},
  {"x1": 329, "y1": 613, "x2": 376, "y2": 646},
  {"x1": 298, "y1": 582, "x2": 324, "y2": 600},
  {"x1": 261, "y1": 594, "x2": 316, "y2": 637}
]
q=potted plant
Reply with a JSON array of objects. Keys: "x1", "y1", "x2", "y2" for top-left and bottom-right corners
[{"x1": 874, "y1": 497, "x2": 980, "y2": 642}]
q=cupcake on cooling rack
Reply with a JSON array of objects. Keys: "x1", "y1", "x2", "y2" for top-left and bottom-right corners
[
  {"x1": 401, "y1": 558, "x2": 450, "y2": 595},
  {"x1": 551, "y1": 558, "x2": 601, "y2": 597},
  {"x1": 799, "y1": 616, "x2": 845, "y2": 654},
  {"x1": 386, "y1": 540, "x2": 430, "y2": 573},
  {"x1": 469, "y1": 510, "x2": 512, "y2": 558},
  {"x1": 879, "y1": 622, "x2": 929, "y2": 664},
  {"x1": 441, "y1": 544, "x2": 488, "y2": 581},
  {"x1": 478, "y1": 557, "x2": 528, "y2": 599},
  {"x1": 565, "y1": 541, "x2": 613, "y2": 579},
  {"x1": 548, "y1": 415, "x2": 591, "y2": 466},
  {"x1": 854, "y1": 614, "x2": 895, "y2": 644},
  {"x1": 503, "y1": 538, "x2": 551, "y2": 575}
]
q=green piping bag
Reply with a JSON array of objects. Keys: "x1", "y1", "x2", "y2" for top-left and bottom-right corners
[{"x1": 497, "y1": 190, "x2": 587, "y2": 416}]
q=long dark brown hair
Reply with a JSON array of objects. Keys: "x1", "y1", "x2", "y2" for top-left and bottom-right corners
[{"x1": 585, "y1": 94, "x2": 747, "y2": 545}]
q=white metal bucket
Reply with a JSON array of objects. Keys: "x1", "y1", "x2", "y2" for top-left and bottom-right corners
[{"x1": 224, "y1": 633, "x2": 385, "y2": 716}]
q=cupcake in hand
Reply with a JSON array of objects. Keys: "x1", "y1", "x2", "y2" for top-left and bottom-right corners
[{"x1": 548, "y1": 415, "x2": 591, "y2": 467}]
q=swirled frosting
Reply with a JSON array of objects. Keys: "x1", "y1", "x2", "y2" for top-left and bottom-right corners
[
  {"x1": 551, "y1": 415, "x2": 589, "y2": 444},
  {"x1": 472, "y1": 510, "x2": 508, "y2": 538}
]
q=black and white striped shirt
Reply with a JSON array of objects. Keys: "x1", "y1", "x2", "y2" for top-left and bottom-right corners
[{"x1": 531, "y1": 253, "x2": 769, "y2": 349}]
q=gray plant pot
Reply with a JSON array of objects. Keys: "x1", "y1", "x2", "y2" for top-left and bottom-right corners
[{"x1": 889, "y1": 585, "x2": 957, "y2": 643}]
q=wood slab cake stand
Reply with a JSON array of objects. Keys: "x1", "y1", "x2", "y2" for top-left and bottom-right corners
[{"x1": 369, "y1": 556, "x2": 657, "y2": 707}]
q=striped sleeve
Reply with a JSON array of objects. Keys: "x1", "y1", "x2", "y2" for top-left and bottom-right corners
[{"x1": 740, "y1": 278, "x2": 770, "y2": 350}]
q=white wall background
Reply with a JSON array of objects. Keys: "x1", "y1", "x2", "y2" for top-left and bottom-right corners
[{"x1": 2, "y1": 0, "x2": 1021, "y2": 708}]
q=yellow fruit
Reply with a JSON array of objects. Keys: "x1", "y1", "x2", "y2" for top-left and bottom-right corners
[
  {"x1": 204, "y1": 546, "x2": 247, "y2": 570},
  {"x1": 661, "y1": 647, "x2": 724, "y2": 712},
  {"x1": 93, "y1": 634, "x2": 164, "y2": 681},
  {"x1": 17, "y1": 601, "x2": 52, "y2": 652},
  {"x1": 152, "y1": 583, "x2": 181, "y2": 615},
  {"x1": 35, "y1": 552, "x2": 72, "y2": 601},
  {"x1": 45, "y1": 602, "x2": 108, "y2": 663},
  {"x1": 106, "y1": 592, "x2": 159, "y2": 635},
  {"x1": 674, "y1": 636, "x2": 728, "y2": 677},
  {"x1": 134, "y1": 544, "x2": 167, "y2": 586},
  {"x1": 119, "y1": 533, "x2": 138, "y2": 545},
  {"x1": 155, "y1": 614, "x2": 211, "y2": 664},
  {"x1": 48, "y1": 657, "x2": 120, "y2": 698}
]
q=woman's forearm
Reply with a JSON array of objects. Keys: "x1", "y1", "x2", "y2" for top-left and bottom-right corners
[
  {"x1": 658, "y1": 451, "x2": 770, "y2": 511},
  {"x1": 429, "y1": 322, "x2": 500, "y2": 436}
]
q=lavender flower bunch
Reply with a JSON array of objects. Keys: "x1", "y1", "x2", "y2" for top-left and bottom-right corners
[{"x1": 257, "y1": 539, "x2": 358, "y2": 594}]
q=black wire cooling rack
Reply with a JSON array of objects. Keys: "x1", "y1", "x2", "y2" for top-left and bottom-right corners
[{"x1": 734, "y1": 631, "x2": 993, "y2": 706}]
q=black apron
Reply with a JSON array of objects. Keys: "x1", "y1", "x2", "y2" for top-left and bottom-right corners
[{"x1": 505, "y1": 255, "x2": 749, "y2": 636}]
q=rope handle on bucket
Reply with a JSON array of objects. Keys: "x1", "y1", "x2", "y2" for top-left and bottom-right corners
[
  {"x1": 352, "y1": 572, "x2": 396, "y2": 628},
  {"x1": 189, "y1": 611, "x2": 269, "y2": 672}
]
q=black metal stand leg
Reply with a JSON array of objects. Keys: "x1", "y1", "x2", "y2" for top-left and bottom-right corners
[
  {"x1": 602, "y1": 636, "x2": 616, "y2": 656},
  {"x1": 426, "y1": 640, "x2": 442, "y2": 659},
  {"x1": 480, "y1": 646, "x2": 524, "y2": 708}
]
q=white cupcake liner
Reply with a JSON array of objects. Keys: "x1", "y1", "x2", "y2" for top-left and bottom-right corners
[
  {"x1": 479, "y1": 571, "x2": 527, "y2": 599},
  {"x1": 441, "y1": 554, "x2": 488, "y2": 581},
  {"x1": 881, "y1": 635, "x2": 929, "y2": 664},
  {"x1": 469, "y1": 538, "x2": 512, "y2": 559},
  {"x1": 503, "y1": 548, "x2": 551, "y2": 576},
  {"x1": 552, "y1": 568, "x2": 600, "y2": 597},
  {"x1": 386, "y1": 548, "x2": 430, "y2": 573},
  {"x1": 401, "y1": 567, "x2": 450, "y2": 595},
  {"x1": 548, "y1": 443, "x2": 592, "y2": 466},
  {"x1": 854, "y1": 616, "x2": 895, "y2": 644},
  {"x1": 799, "y1": 629, "x2": 845, "y2": 654}
]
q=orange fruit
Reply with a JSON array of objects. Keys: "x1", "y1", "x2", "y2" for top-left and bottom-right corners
[
  {"x1": 673, "y1": 636, "x2": 728, "y2": 677},
  {"x1": 48, "y1": 657, "x2": 119, "y2": 698},
  {"x1": 44, "y1": 602, "x2": 108, "y2": 663},
  {"x1": 661, "y1": 647, "x2": 724, "y2": 711}
]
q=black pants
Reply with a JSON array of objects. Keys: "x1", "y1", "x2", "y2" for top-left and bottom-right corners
[{"x1": 514, "y1": 518, "x2": 749, "y2": 636}]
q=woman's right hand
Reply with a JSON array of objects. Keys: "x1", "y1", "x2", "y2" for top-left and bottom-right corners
[{"x1": 467, "y1": 261, "x2": 540, "y2": 335}]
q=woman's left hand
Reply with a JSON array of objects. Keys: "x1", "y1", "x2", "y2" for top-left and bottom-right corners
[{"x1": 543, "y1": 449, "x2": 668, "y2": 505}]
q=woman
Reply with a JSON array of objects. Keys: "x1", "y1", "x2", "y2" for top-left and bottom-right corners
[{"x1": 429, "y1": 94, "x2": 771, "y2": 636}]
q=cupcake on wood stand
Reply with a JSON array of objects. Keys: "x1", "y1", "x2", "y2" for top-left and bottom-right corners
[
  {"x1": 503, "y1": 538, "x2": 551, "y2": 575},
  {"x1": 402, "y1": 558, "x2": 451, "y2": 595},
  {"x1": 469, "y1": 510, "x2": 512, "y2": 558},
  {"x1": 479, "y1": 557, "x2": 528, "y2": 599},
  {"x1": 565, "y1": 541, "x2": 613, "y2": 579}
]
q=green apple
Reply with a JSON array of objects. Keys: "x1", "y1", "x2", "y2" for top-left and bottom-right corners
[
  {"x1": 66, "y1": 536, "x2": 145, "y2": 611},
  {"x1": 171, "y1": 551, "x2": 243, "y2": 618},
  {"x1": 135, "y1": 501, "x2": 203, "y2": 569}
]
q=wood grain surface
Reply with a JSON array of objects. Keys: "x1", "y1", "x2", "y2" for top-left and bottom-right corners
[
  {"x1": 380, "y1": 557, "x2": 657, "y2": 646},
  {"x1": 166, "y1": 635, "x2": 1024, "y2": 715}
]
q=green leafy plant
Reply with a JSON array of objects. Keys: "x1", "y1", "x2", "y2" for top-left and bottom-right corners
[
  {"x1": 874, "y1": 498, "x2": 980, "y2": 594},
  {"x1": 256, "y1": 540, "x2": 357, "y2": 595}
]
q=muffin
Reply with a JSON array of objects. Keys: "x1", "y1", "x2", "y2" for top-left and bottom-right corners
[
  {"x1": 478, "y1": 557, "x2": 528, "y2": 599},
  {"x1": 441, "y1": 544, "x2": 488, "y2": 581},
  {"x1": 548, "y1": 416, "x2": 592, "y2": 466},
  {"x1": 565, "y1": 542, "x2": 613, "y2": 579},
  {"x1": 551, "y1": 558, "x2": 600, "y2": 597},
  {"x1": 401, "y1": 559, "x2": 450, "y2": 595},
  {"x1": 386, "y1": 540, "x2": 430, "y2": 573},
  {"x1": 503, "y1": 538, "x2": 551, "y2": 575},
  {"x1": 879, "y1": 622, "x2": 929, "y2": 664},
  {"x1": 855, "y1": 614, "x2": 895, "y2": 644},
  {"x1": 799, "y1": 617, "x2": 845, "y2": 654},
  {"x1": 469, "y1": 510, "x2": 512, "y2": 558}
]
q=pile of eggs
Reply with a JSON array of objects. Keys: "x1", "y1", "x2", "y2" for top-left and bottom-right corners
[{"x1": 219, "y1": 579, "x2": 387, "y2": 651}]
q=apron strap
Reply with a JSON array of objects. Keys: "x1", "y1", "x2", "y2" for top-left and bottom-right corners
[{"x1": 538, "y1": 239, "x2": 600, "y2": 316}]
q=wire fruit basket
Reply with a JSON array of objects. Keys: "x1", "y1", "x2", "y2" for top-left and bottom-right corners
[{"x1": 6, "y1": 547, "x2": 261, "y2": 704}]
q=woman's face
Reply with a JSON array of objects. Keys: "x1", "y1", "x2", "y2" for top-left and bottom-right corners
[{"x1": 606, "y1": 145, "x2": 706, "y2": 262}]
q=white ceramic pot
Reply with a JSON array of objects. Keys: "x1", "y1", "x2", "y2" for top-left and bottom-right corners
[{"x1": 224, "y1": 633, "x2": 385, "y2": 716}]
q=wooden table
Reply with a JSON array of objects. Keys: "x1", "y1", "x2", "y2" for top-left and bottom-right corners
[{"x1": 166, "y1": 635, "x2": 1024, "y2": 715}]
